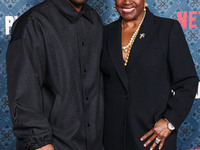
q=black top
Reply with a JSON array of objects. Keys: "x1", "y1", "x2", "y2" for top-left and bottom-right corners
[
  {"x1": 101, "y1": 8, "x2": 199, "y2": 150},
  {"x1": 6, "y1": 0, "x2": 104, "y2": 150}
]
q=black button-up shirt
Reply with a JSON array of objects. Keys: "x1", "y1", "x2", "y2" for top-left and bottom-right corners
[{"x1": 6, "y1": 0, "x2": 104, "y2": 149}]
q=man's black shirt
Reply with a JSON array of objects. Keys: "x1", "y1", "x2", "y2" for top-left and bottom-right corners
[{"x1": 6, "y1": 0, "x2": 104, "y2": 149}]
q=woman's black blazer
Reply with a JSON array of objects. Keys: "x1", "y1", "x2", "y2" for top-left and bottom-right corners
[{"x1": 101, "y1": 9, "x2": 199, "y2": 150}]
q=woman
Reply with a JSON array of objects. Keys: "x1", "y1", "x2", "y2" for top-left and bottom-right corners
[{"x1": 101, "y1": 0, "x2": 199, "y2": 150}]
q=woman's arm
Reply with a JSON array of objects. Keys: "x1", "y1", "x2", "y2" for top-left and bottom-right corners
[
  {"x1": 140, "y1": 20, "x2": 199, "y2": 150},
  {"x1": 162, "y1": 20, "x2": 199, "y2": 129}
]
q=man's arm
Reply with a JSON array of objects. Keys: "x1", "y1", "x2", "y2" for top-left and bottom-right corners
[{"x1": 6, "y1": 17, "x2": 53, "y2": 150}]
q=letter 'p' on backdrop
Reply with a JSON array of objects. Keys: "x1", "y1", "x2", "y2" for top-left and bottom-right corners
[{"x1": 0, "y1": 0, "x2": 200, "y2": 149}]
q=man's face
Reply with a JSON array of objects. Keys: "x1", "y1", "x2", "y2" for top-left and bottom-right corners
[{"x1": 68, "y1": 0, "x2": 87, "y2": 6}]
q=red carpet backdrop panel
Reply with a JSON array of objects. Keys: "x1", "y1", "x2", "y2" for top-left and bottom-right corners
[{"x1": 0, "y1": 0, "x2": 200, "y2": 149}]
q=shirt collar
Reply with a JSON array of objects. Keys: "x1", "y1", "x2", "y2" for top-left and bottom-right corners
[{"x1": 51, "y1": 0, "x2": 93, "y2": 24}]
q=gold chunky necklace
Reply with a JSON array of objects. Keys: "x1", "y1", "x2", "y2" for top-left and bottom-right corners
[{"x1": 122, "y1": 12, "x2": 146, "y2": 66}]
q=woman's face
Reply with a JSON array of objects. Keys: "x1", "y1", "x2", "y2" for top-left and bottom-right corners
[{"x1": 115, "y1": 0, "x2": 145, "y2": 21}]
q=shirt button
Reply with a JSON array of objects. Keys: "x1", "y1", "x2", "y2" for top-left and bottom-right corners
[
  {"x1": 87, "y1": 124, "x2": 90, "y2": 127},
  {"x1": 86, "y1": 97, "x2": 89, "y2": 101},
  {"x1": 84, "y1": 69, "x2": 87, "y2": 72},
  {"x1": 124, "y1": 95, "x2": 128, "y2": 99},
  {"x1": 81, "y1": 42, "x2": 84, "y2": 46}
]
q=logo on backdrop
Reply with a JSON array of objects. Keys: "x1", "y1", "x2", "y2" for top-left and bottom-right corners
[
  {"x1": 178, "y1": 11, "x2": 200, "y2": 29},
  {"x1": 5, "y1": 11, "x2": 199, "y2": 35},
  {"x1": 5, "y1": 16, "x2": 18, "y2": 35},
  {"x1": 196, "y1": 82, "x2": 200, "y2": 99}
]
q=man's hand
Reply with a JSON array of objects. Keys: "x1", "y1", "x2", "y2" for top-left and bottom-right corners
[
  {"x1": 140, "y1": 119, "x2": 172, "y2": 150},
  {"x1": 38, "y1": 144, "x2": 54, "y2": 150}
]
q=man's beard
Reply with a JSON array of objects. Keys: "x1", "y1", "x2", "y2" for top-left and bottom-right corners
[{"x1": 68, "y1": 0, "x2": 87, "y2": 6}]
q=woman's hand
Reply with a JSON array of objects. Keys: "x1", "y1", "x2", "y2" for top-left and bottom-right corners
[
  {"x1": 140, "y1": 119, "x2": 172, "y2": 150},
  {"x1": 37, "y1": 144, "x2": 55, "y2": 150}
]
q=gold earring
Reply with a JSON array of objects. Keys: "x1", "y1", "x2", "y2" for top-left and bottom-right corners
[
  {"x1": 144, "y1": 2, "x2": 148, "y2": 11},
  {"x1": 113, "y1": 4, "x2": 117, "y2": 12},
  {"x1": 145, "y1": 2, "x2": 148, "y2": 7}
]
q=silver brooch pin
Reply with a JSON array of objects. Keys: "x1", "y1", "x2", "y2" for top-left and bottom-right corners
[{"x1": 140, "y1": 33, "x2": 145, "y2": 39}]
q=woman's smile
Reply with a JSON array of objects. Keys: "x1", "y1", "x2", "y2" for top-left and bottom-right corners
[
  {"x1": 115, "y1": 0, "x2": 145, "y2": 21},
  {"x1": 122, "y1": 7, "x2": 136, "y2": 14}
]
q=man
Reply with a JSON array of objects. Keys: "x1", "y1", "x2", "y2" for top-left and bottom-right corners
[{"x1": 6, "y1": 0, "x2": 104, "y2": 149}]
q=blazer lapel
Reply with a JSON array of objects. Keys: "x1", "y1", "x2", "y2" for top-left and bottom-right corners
[
  {"x1": 127, "y1": 9, "x2": 159, "y2": 73},
  {"x1": 108, "y1": 18, "x2": 129, "y2": 91}
]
